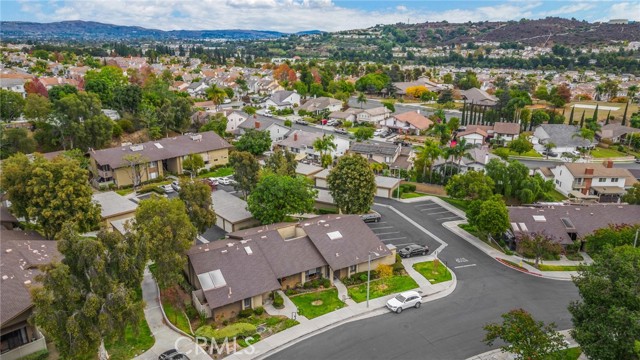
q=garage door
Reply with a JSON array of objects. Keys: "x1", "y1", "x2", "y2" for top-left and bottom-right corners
[
  {"x1": 224, "y1": 220, "x2": 234, "y2": 232},
  {"x1": 216, "y1": 216, "x2": 224, "y2": 229},
  {"x1": 376, "y1": 188, "x2": 389, "y2": 198}
]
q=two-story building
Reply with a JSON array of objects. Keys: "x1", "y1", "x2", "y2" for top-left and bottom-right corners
[
  {"x1": 328, "y1": 107, "x2": 391, "y2": 125},
  {"x1": 550, "y1": 162, "x2": 637, "y2": 202},
  {"x1": 262, "y1": 90, "x2": 301, "y2": 110},
  {"x1": 298, "y1": 97, "x2": 342, "y2": 115},
  {"x1": 89, "y1": 131, "x2": 231, "y2": 188},
  {"x1": 348, "y1": 141, "x2": 401, "y2": 166},
  {"x1": 236, "y1": 115, "x2": 292, "y2": 146},
  {"x1": 187, "y1": 215, "x2": 395, "y2": 322},
  {"x1": 274, "y1": 130, "x2": 350, "y2": 161}
]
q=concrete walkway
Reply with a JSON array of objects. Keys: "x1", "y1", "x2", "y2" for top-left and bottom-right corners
[
  {"x1": 333, "y1": 278, "x2": 357, "y2": 306},
  {"x1": 134, "y1": 268, "x2": 213, "y2": 360},
  {"x1": 263, "y1": 291, "x2": 309, "y2": 323},
  {"x1": 466, "y1": 330, "x2": 582, "y2": 360}
]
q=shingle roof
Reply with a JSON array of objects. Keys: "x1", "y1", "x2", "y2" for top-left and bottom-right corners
[
  {"x1": 508, "y1": 204, "x2": 640, "y2": 245},
  {"x1": 92, "y1": 191, "x2": 138, "y2": 218},
  {"x1": 269, "y1": 90, "x2": 296, "y2": 105},
  {"x1": 598, "y1": 124, "x2": 640, "y2": 139},
  {"x1": 392, "y1": 111, "x2": 433, "y2": 130},
  {"x1": 535, "y1": 124, "x2": 595, "y2": 148},
  {"x1": 275, "y1": 130, "x2": 323, "y2": 149},
  {"x1": 561, "y1": 163, "x2": 636, "y2": 186},
  {"x1": 349, "y1": 141, "x2": 399, "y2": 157},
  {"x1": 493, "y1": 122, "x2": 521, "y2": 135},
  {"x1": 460, "y1": 88, "x2": 498, "y2": 106},
  {"x1": 211, "y1": 191, "x2": 254, "y2": 223},
  {"x1": 0, "y1": 230, "x2": 61, "y2": 325},
  {"x1": 238, "y1": 114, "x2": 280, "y2": 131},
  {"x1": 91, "y1": 131, "x2": 231, "y2": 169},
  {"x1": 299, "y1": 97, "x2": 341, "y2": 112},
  {"x1": 375, "y1": 176, "x2": 401, "y2": 189},
  {"x1": 296, "y1": 162, "x2": 324, "y2": 176}
]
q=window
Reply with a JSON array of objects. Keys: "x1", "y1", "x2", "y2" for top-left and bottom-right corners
[
  {"x1": 150, "y1": 172, "x2": 158, "y2": 180},
  {"x1": 611, "y1": 178, "x2": 619, "y2": 182},
  {"x1": 243, "y1": 298, "x2": 251, "y2": 309},
  {"x1": 349, "y1": 265, "x2": 357, "y2": 273},
  {"x1": 148, "y1": 161, "x2": 156, "y2": 168},
  {"x1": 598, "y1": 178, "x2": 606, "y2": 182}
]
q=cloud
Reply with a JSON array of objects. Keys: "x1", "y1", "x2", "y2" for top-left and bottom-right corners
[
  {"x1": 607, "y1": 2, "x2": 640, "y2": 21},
  {"x1": 396, "y1": 5, "x2": 407, "y2": 12},
  {"x1": 538, "y1": 2, "x2": 596, "y2": 17}
]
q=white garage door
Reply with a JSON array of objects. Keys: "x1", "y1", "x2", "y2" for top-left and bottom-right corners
[
  {"x1": 216, "y1": 216, "x2": 224, "y2": 229},
  {"x1": 376, "y1": 187, "x2": 389, "y2": 198}
]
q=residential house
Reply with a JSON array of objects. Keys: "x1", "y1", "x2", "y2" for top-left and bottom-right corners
[
  {"x1": 274, "y1": 130, "x2": 350, "y2": 161},
  {"x1": 91, "y1": 191, "x2": 138, "y2": 231},
  {"x1": 0, "y1": 207, "x2": 19, "y2": 230},
  {"x1": 298, "y1": 97, "x2": 342, "y2": 115},
  {"x1": 193, "y1": 100, "x2": 218, "y2": 112},
  {"x1": 329, "y1": 107, "x2": 391, "y2": 125},
  {"x1": 187, "y1": 80, "x2": 208, "y2": 97},
  {"x1": 507, "y1": 204, "x2": 640, "y2": 248},
  {"x1": 550, "y1": 162, "x2": 637, "y2": 202},
  {"x1": 262, "y1": 90, "x2": 301, "y2": 110},
  {"x1": 1, "y1": 230, "x2": 61, "y2": 360},
  {"x1": 225, "y1": 111, "x2": 250, "y2": 133},
  {"x1": 596, "y1": 124, "x2": 640, "y2": 143},
  {"x1": 393, "y1": 77, "x2": 442, "y2": 96},
  {"x1": 349, "y1": 141, "x2": 402, "y2": 167},
  {"x1": 314, "y1": 169, "x2": 401, "y2": 198},
  {"x1": 295, "y1": 162, "x2": 324, "y2": 179},
  {"x1": 0, "y1": 77, "x2": 28, "y2": 98},
  {"x1": 433, "y1": 147, "x2": 501, "y2": 173},
  {"x1": 456, "y1": 126, "x2": 490, "y2": 145},
  {"x1": 187, "y1": 215, "x2": 395, "y2": 321},
  {"x1": 236, "y1": 115, "x2": 291, "y2": 144},
  {"x1": 457, "y1": 122, "x2": 520, "y2": 145},
  {"x1": 89, "y1": 131, "x2": 231, "y2": 188},
  {"x1": 492, "y1": 122, "x2": 521, "y2": 144},
  {"x1": 380, "y1": 110, "x2": 433, "y2": 135},
  {"x1": 460, "y1": 88, "x2": 498, "y2": 107},
  {"x1": 532, "y1": 124, "x2": 596, "y2": 155},
  {"x1": 212, "y1": 190, "x2": 260, "y2": 232}
]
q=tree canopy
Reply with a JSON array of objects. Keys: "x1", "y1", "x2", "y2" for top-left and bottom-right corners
[
  {"x1": 247, "y1": 174, "x2": 317, "y2": 224},
  {"x1": 235, "y1": 129, "x2": 272, "y2": 156},
  {"x1": 179, "y1": 180, "x2": 216, "y2": 234},
  {"x1": 445, "y1": 170, "x2": 495, "y2": 201},
  {"x1": 230, "y1": 151, "x2": 261, "y2": 198},
  {"x1": 327, "y1": 154, "x2": 376, "y2": 214}
]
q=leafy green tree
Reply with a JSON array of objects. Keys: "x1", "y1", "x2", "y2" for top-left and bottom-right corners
[
  {"x1": 53, "y1": 92, "x2": 103, "y2": 149},
  {"x1": 534, "y1": 85, "x2": 550, "y2": 101},
  {"x1": 179, "y1": 180, "x2": 216, "y2": 234},
  {"x1": 242, "y1": 106, "x2": 257, "y2": 115},
  {"x1": 381, "y1": 100, "x2": 395, "y2": 112},
  {"x1": 355, "y1": 73, "x2": 390, "y2": 93},
  {"x1": 205, "y1": 84, "x2": 227, "y2": 108},
  {"x1": 133, "y1": 197, "x2": 196, "y2": 289},
  {"x1": 313, "y1": 134, "x2": 337, "y2": 168},
  {"x1": 353, "y1": 127, "x2": 374, "y2": 142},
  {"x1": 25, "y1": 155, "x2": 101, "y2": 239},
  {"x1": 81, "y1": 114, "x2": 114, "y2": 150},
  {"x1": 182, "y1": 153, "x2": 205, "y2": 178},
  {"x1": 508, "y1": 134, "x2": 533, "y2": 155},
  {"x1": 484, "y1": 308, "x2": 565, "y2": 360},
  {"x1": 235, "y1": 129, "x2": 272, "y2": 155},
  {"x1": 517, "y1": 233, "x2": 562, "y2": 268},
  {"x1": 199, "y1": 113, "x2": 228, "y2": 137},
  {"x1": 48, "y1": 84, "x2": 78, "y2": 102},
  {"x1": 0, "y1": 89, "x2": 25, "y2": 121},
  {"x1": 230, "y1": 151, "x2": 260, "y2": 198},
  {"x1": 530, "y1": 110, "x2": 550, "y2": 128},
  {"x1": 264, "y1": 147, "x2": 297, "y2": 177},
  {"x1": 493, "y1": 147, "x2": 511, "y2": 161},
  {"x1": 327, "y1": 154, "x2": 376, "y2": 214},
  {"x1": 413, "y1": 139, "x2": 442, "y2": 183},
  {"x1": 0, "y1": 153, "x2": 34, "y2": 220},
  {"x1": 622, "y1": 183, "x2": 640, "y2": 204},
  {"x1": 445, "y1": 170, "x2": 494, "y2": 201},
  {"x1": 357, "y1": 92, "x2": 367, "y2": 108},
  {"x1": 569, "y1": 246, "x2": 640, "y2": 360},
  {"x1": 437, "y1": 89, "x2": 454, "y2": 104},
  {"x1": 247, "y1": 174, "x2": 317, "y2": 224},
  {"x1": 583, "y1": 224, "x2": 640, "y2": 255},
  {"x1": 473, "y1": 196, "x2": 509, "y2": 238},
  {"x1": 485, "y1": 159, "x2": 530, "y2": 199},
  {"x1": 112, "y1": 84, "x2": 142, "y2": 114},
  {"x1": 23, "y1": 93, "x2": 52, "y2": 121},
  {"x1": 84, "y1": 65, "x2": 128, "y2": 106},
  {"x1": 0, "y1": 127, "x2": 36, "y2": 159},
  {"x1": 31, "y1": 227, "x2": 145, "y2": 359}
]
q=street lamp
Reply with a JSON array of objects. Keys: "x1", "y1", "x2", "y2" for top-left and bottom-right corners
[{"x1": 366, "y1": 251, "x2": 380, "y2": 308}]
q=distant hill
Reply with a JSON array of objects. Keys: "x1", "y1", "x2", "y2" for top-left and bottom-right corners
[{"x1": 0, "y1": 20, "x2": 311, "y2": 41}]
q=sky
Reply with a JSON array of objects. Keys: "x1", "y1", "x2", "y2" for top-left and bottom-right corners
[{"x1": 1, "y1": 0, "x2": 639, "y2": 33}]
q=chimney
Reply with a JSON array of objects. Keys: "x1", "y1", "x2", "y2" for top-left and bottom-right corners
[
  {"x1": 255, "y1": 121, "x2": 261, "y2": 129},
  {"x1": 605, "y1": 160, "x2": 613, "y2": 168},
  {"x1": 585, "y1": 168, "x2": 594, "y2": 175},
  {"x1": 294, "y1": 132, "x2": 298, "y2": 141}
]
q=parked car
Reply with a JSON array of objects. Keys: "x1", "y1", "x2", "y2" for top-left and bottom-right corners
[
  {"x1": 171, "y1": 181, "x2": 181, "y2": 192},
  {"x1": 386, "y1": 290, "x2": 422, "y2": 314},
  {"x1": 201, "y1": 179, "x2": 217, "y2": 191},
  {"x1": 360, "y1": 211, "x2": 382, "y2": 223},
  {"x1": 159, "y1": 349, "x2": 190, "y2": 360},
  {"x1": 398, "y1": 244, "x2": 429, "y2": 258},
  {"x1": 542, "y1": 150, "x2": 559, "y2": 158},
  {"x1": 635, "y1": 157, "x2": 640, "y2": 164},
  {"x1": 394, "y1": 139, "x2": 411, "y2": 146},
  {"x1": 218, "y1": 177, "x2": 231, "y2": 185},
  {"x1": 326, "y1": 119, "x2": 340, "y2": 126},
  {"x1": 160, "y1": 184, "x2": 174, "y2": 193},
  {"x1": 373, "y1": 129, "x2": 385, "y2": 137},
  {"x1": 334, "y1": 128, "x2": 348, "y2": 135},
  {"x1": 295, "y1": 119, "x2": 309, "y2": 125}
]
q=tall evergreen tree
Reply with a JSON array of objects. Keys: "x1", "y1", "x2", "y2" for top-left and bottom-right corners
[
  {"x1": 461, "y1": 101, "x2": 467, "y2": 125},
  {"x1": 579, "y1": 111, "x2": 586, "y2": 128},
  {"x1": 621, "y1": 102, "x2": 629, "y2": 126},
  {"x1": 568, "y1": 106, "x2": 575, "y2": 125},
  {"x1": 592, "y1": 104, "x2": 599, "y2": 122},
  {"x1": 605, "y1": 110, "x2": 611, "y2": 125}
]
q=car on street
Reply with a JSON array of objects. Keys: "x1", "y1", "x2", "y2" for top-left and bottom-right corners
[
  {"x1": 159, "y1": 349, "x2": 190, "y2": 360},
  {"x1": 171, "y1": 181, "x2": 181, "y2": 192},
  {"x1": 326, "y1": 119, "x2": 340, "y2": 126},
  {"x1": 373, "y1": 129, "x2": 385, "y2": 137},
  {"x1": 218, "y1": 177, "x2": 231, "y2": 185},
  {"x1": 398, "y1": 244, "x2": 429, "y2": 258},
  {"x1": 386, "y1": 290, "x2": 422, "y2": 314},
  {"x1": 295, "y1": 119, "x2": 309, "y2": 125},
  {"x1": 160, "y1": 184, "x2": 174, "y2": 193},
  {"x1": 541, "y1": 150, "x2": 559, "y2": 158},
  {"x1": 360, "y1": 210, "x2": 381, "y2": 223},
  {"x1": 635, "y1": 157, "x2": 640, "y2": 164},
  {"x1": 334, "y1": 128, "x2": 348, "y2": 135}
]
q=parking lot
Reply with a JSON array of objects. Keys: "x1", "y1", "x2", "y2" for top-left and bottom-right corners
[
  {"x1": 368, "y1": 205, "x2": 441, "y2": 253},
  {"x1": 410, "y1": 200, "x2": 464, "y2": 223}
]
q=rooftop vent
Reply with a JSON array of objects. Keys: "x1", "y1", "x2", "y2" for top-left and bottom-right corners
[
  {"x1": 561, "y1": 218, "x2": 575, "y2": 229},
  {"x1": 154, "y1": 143, "x2": 164, "y2": 149},
  {"x1": 197, "y1": 269, "x2": 227, "y2": 291},
  {"x1": 244, "y1": 246, "x2": 253, "y2": 255},
  {"x1": 190, "y1": 134, "x2": 203, "y2": 141},
  {"x1": 5, "y1": 249, "x2": 12, "y2": 253},
  {"x1": 24, "y1": 280, "x2": 31, "y2": 285},
  {"x1": 327, "y1": 231, "x2": 343, "y2": 240},
  {"x1": 1, "y1": 275, "x2": 8, "y2": 280},
  {"x1": 532, "y1": 215, "x2": 546, "y2": 222},
  {"x1": 227, "y1": 243, "x2": 235, "y2": 247},
  {"x1": 130, "y1": 144, "x2": 144, "y2": 152}
]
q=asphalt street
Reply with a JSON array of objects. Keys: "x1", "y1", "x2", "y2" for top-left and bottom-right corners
[{"x1": 268, "y1": 197, "x2": 580, "y2": 360}]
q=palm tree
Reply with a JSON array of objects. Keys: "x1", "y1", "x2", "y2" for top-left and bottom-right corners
[
  {"x1": 572, "y1": 128, "x2": 596, "y2": 157},
  {"x1": 543, "y1": 142, "x2": 556, "y2": 159},
  {"x1": 357, "y1": 92, "x2": 367, "y2": 109},
  {"x1": 449, "y1": 138, "x2": 473, "y2": 169},
  {"x1": 429, "y1": 121, "x2": 451, "y2": 145},
  {"x1": 414, "y1": 139, "x2": 442, "y2": 183},
  {"x1": 627, "y1": 85, "x2": 639, "y2": 103},
  {"x1": 205, "y1": 85, "x2": 227, "y2": 110},
  {"x1": 594, "y1": 84, "x2": 605, "y2": 102},
  {"x1": 313, "y1": 134, "x2": 337, "y2": 168}
]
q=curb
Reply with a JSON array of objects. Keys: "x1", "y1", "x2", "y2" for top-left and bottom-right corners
[
  {"x1": 495, "y1": 258, "x2": 542, "y2": 277},
  {"x1": 156, "y1": 283, "x2": 195, "y2": 340}
]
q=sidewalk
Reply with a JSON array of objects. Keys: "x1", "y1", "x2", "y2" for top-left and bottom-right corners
[
  {"x1": 225, "y1": 257, "x2": 457, "y2": 360},
  {"x1": 134, "y1": 268, "x2": 213, "y2": 360},
  {"x1": 466, "y1": 330, "x2": 582, "y2": 360},
  {"x1": 263, "y1": 290, "x2": 309, "y2": 324}
]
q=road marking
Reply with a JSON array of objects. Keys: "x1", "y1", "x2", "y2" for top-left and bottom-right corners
[
  {"x1": 455, "y1": 257, "x2": 468, "y2": 263},
  {"x1": 414, "y1": 203, "x2": 436, "y2": 208},
  {"x1": 367, "y1": 221, "x2": 387, "y2": 225},
  {"x1": 381, "y1": 237, "x2": 408, "y2": 241},
  {"x1": 368, "y1": 226, "x2": 393, "y2": 230},
  {"x1": 419, "y1": 207, "x2": 444, "y2": 212},
  {"x1": 437, "y1": 216, "x2": 461, "y2": 221},
  {"x1": 454, "y1": 264, "x2": 477, "y2": 269},
  {"x1": 426, "y1": 211, "x2": 451, "y2": 215},
  {"x1": 374, "y1": 231, "x2": 400, "y2": 236},
  {"x1": 375, "y1": 203, "x2": 448, "y2": 254}
]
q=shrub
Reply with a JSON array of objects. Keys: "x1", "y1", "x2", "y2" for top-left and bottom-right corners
[
  {"x1": 320, "y1": 278, "x2": 331, "y2": 288},
  {"x1": 273, "y1": 292, "x2": 284, "y2": 309},
  {"x1": 195, "y1": 323, "x2": 257, "y2": 343},
  {"x1": 284, "y1": 119, "x2": 292, "y2": 127},
  {"x1": 117, "y1": 118, "x2": 135, "y2": 133},
  {"x1": 303, "y1": 281, "x2": 313, "y2": 289},
  {"x1": 617, "y1": 145, "x2": 625, "y2": 152},
  {"x1": 377, "y1": 264, "x2": 393, "y2": 278},
  {"x1": 400, "y1": 183, "x2": 417, "y2": 192},
  {"x1": 285, "y1": 289, "x2": 297, "y2": 296},
  {"x1": 238, "y1": 308, "x2": 254, "y2": 318},
  {"x1": 185, "y1": 303, "x2": 198, "y2": 320},
  {"x1": 342, "y1": 120, "x2": 353, "y2": 128},
  {"x1": 253, "y1": 306, "x2": 264, "y2": 316},
  {"x1": 392, "y1": 255, "x2": 405, "y2": 274},
  {"x1": 18, "y1": 350, "x2": 49, "y2": 360}
]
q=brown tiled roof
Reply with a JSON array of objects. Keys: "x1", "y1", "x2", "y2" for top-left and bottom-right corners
[
  {"x1": 458, "y1": 128, "x2": 488, "y2": 138},
  {"x1": 538, "y1": 167, "x2": 553, "y2": 177},
  {"x1": 250, "y1": 230, "x2": 327, "y2": 279},
  {"x1": 493, "y1": 122, "x2": 520, "y2": 135},
  {"x1": 508, "y1": 204, "x2": 640, "y2": 245},
  {"x1": 392, "y1": 111, "x2": 433, "y2": 130},
  {"x1": 563, "y1": 163, "x2": 636, "y2": 186},
  {"x1": 302, "y1": 215, "x2": 391, "y2": 270},
  {"x1": 0, "y1": 230, "x2": 61, "y2": 325},
  {"x1": 91, "y1": 131, "x2": 231, "y2": 169}
]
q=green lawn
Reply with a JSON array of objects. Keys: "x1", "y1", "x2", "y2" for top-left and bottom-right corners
[
  {"x1": 524, "y1": 261, "x2": 582, "y2": 271},
  {"x1": 115, "y1": 188, "x2": 134, "y2": 196},
  {"x1": 289, "y1": 289, "x2": 346, "y2": 319},
  {"x1": 197, "y1": 166, "x2": 234, "y2": 179},
  {"x1": 105, "y1": 307, "x2": 155, "y2": 359},
  {"x1": 547, "y1": 347, "x2": 581, "y2": 360},
  {"x1": 162, "y1": 302, "x2": 192, "y2": 335},
  {"x1": 590, "y1": 147, "x2": 628, "y2": 158},
  {"x1": 496, "y1": 148, "x2": 543, "y2": 158},
  {"x1": 413, "y1": 261, "x2": 452, "y2": 284},
  {"x1": 548, "y1": 189, "x2": 568, "y2": 201},
  {"x1": 436, "y1": 196, "x2": 470, "y2": 211},
  {"x1": 401, "y1": 192, "x2": 428, "y2": 199},
  {"x1": 348, "y1": 275, "x2": 418, "y2": 303}
]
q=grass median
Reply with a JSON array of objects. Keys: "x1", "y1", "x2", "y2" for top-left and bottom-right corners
[
  {"x1": 348, "y1": 275, "x2": 418, "y2": 303},
  {"x1": 289, "y1": 288, "x2": 346, "y2": 319},
  {"x1": 413, "y1": 260, "x2": 452, "y2": 284}
]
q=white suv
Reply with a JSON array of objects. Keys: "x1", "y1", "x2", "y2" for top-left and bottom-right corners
[{"x1": 386, "y1": 290, "x2": 422, "y2": 314}]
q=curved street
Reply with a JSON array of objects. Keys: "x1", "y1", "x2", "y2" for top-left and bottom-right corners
[{"x1": 267, "y1": 198, "x2": 580, "y2": 360}]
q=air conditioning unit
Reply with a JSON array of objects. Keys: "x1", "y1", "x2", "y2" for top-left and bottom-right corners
[{"x1": 130, "y1": 145, "x2": 144, "y2": 152}]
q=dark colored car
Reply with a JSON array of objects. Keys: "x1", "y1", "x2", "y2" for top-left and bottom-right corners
[
  {"x1": 360, "y1": 211, "x2": 382, "y2": 223},
  {"x1": 159, "y1": 349, "x2": 190, "y2": 360},
  {"x1": 542, "y1": 151, "x2": 559, "y2": 158},
  {"x1": 398, "y1": 244, "x2": 429, "y2": 258},
  {"x1": 334, "y1": 128, "x2": 348, "y2": 135}
]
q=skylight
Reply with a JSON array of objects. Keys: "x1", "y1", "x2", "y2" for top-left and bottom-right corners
[
  {"x1": 327, "y1": 231, "x2": 343, "y2": 240},
  {"x1": 197, "y1": 269, "x2": 227, "y2": 291},
  {"x1": 244, "y1": 246, "x2": 253, "y2": 255},
  {"x1": 532, "y1": 215, "x2": 546, "y2": 222}
]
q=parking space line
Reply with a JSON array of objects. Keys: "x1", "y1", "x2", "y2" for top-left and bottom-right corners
[
  {"x1": 375, "y1": 203, "x2": 448, "y2": 254},
  {"x1": 454, "y1": 264, "x2": 477, "y2": 269},
  {"x1": 369, "y1": 226, "x2": 393, "y2": 230},
  {"x1": 437, "y1": 216, "x2": 461, "y2": 221},
  {"x1": 380, "y1": 237, "x2": 407, "y2": 241},
  {"x1": 375, "y1": 232, "x2": 400, "y2": 236},
  {"x1": 414, "y1": 203, "x2": 435, "y2": 208},
  {"x1": 367, "y1": 221, "x2": 387, "y2": 225},
  {"x1": 426, "y1": 211, "x2": 452, "y2": 215},
  {"x1": 419, "y1": 207, "x2": 443, "y2": 212}
]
